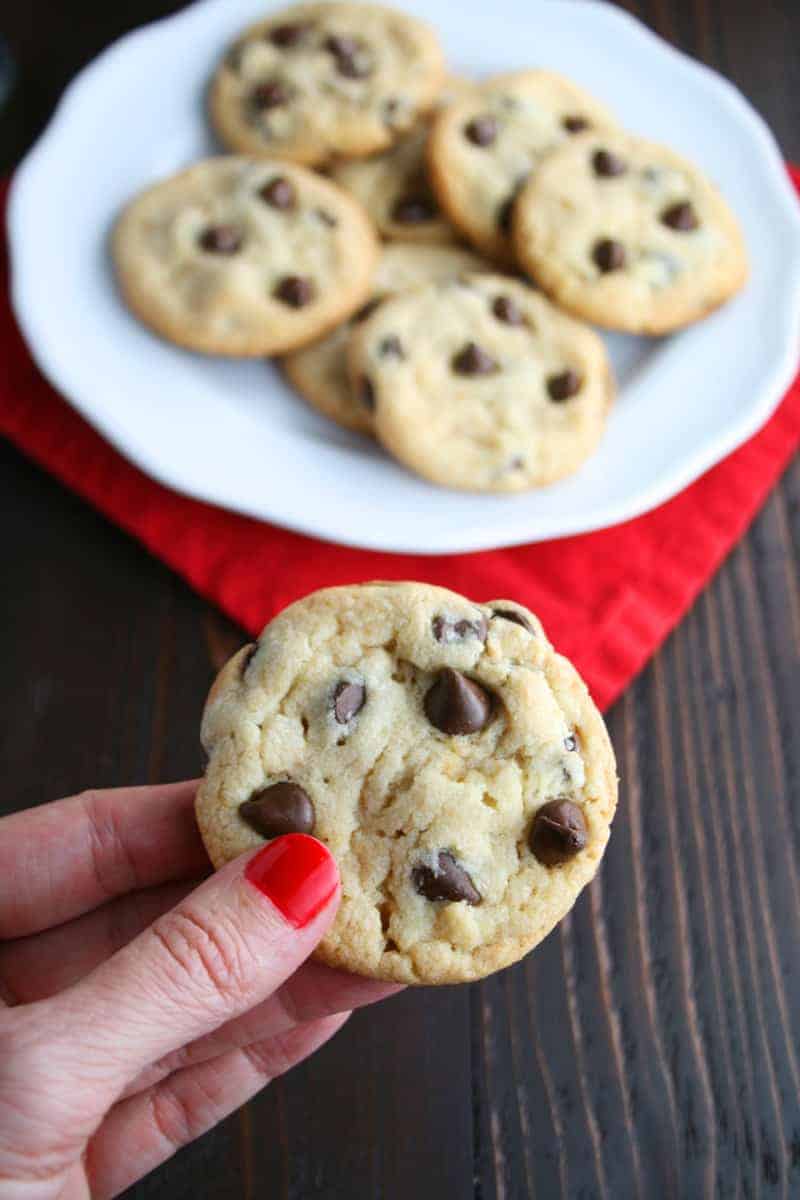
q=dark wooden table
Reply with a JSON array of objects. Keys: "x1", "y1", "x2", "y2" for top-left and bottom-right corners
[{"x1": 2, "y1": 3, "x2": 799, "y2": 1196}]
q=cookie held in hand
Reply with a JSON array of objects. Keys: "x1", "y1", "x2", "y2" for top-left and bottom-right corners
[{"x1": 196, "y1": 582, "x2": 617, "y2": 984}]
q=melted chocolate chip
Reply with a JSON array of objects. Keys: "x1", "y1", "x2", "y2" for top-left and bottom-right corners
[
  {"x1": 269, "y1": 22, "x2": 310, "y2": 47},
  {"x1": 359, "y1": 376, "x2": 376, "y2": 411},
  {"x1": 259, "y1": 176, "x2": 296, "y2": 210},
  {"x1": 492, "y1": 295, "x2": 524, "y2": 325},
  {"x1": 378, "y1": 335, "x2": 405, "y2": 360},
  {"x1": 333, "y1": 680, "x2": 366, "y2": 723},
  {"x1": 452, "y1": 342, "x2": 499, "y2": 376},
  {"x1": 529, "y1": 799, "x2": 587, "y2": 866},
  {"x1": 424, "y1": 668, "x2": 493, "y2": 735},
  {"x1": 412, "y1": 850, "x2": 481, "y2": 904},
  {"x1": 593, "y1": 238, "x2": 626, "y2": 272},
  {"x1": 661, "y1": 201, "x2": 699, "y2": 232},
  {"x1": 563, "y1": 114, "x2": 590, "y2": 134},
  {"x1": 273, "y1": 275, "x2": 315, "y2": 307},
  {"x1": 564, "y1": 733, "x2": 578, "y2": 752},
  {"x1": 252, "y1": 80, "x2": 291, "y2": 109},
  {"x1": 492, "y1": 608, "x2": 533, "y2": 632},
  {"x1": 464, "y1": 115, "x2": 498, "y2": 146},
  {"x1": 547, "y1": 369, "x2": 583, "y2": 402},
  {"x1": 432, "y1": 614, "x2": 489, "y2": 644},
  {"x1": 391, "y1": 195, "x2": 436, "y2": 224},
  {"x1": 592, "y1": 148, "x2": 628, "y2": 178},
  {"x1": 198, "y1": 225, "x2": 242, "y2": 254},
  {"x1": 239, "y1": 781, "x2": 315, "y2": 838}
]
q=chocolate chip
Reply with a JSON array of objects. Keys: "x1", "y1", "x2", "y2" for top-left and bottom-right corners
[
  {"x1": 315, "y1": 208, "x2": 338, "y2": 227},
  {"x1": 359, "y1": 376, "x2": 376, "y2": 411},
  {"x1": 391, "y1": 195, "x2": 436, "y2": 224},
  {"x1": 661, "y1": 201, "x2": 699, "y2": 232},
  {"x1": 563, "y1": 114, "x2": 590, "y2": 133},
  {"x1": 333, "y1": 680, "x2": 365, "y2": 723},
  {"x1": 491, "y1": 608, "x2": 533, "y2": 632},
  {"x1": 547, "y1": 369, "x2": 583, "y2": 402},
  {"x1": 564, "y1": 733, "x2": 578, "y2": 752},
  {"x1": 269, "y1": 22, "x2": 310, "y2": 47},
  {"x1": 259, "y1": 176, "x2": 296, "y2": 210},
  {"x1": 274, "y1": 275, "x2": 315, "y2": 307},
  {"x1": 452, "y1": 342, "x2": 499, "y2": 376},
  {"x1": 198, "y1": 224, "x2": 242, "y2": 254},
  {"x1": 424, "y1": 668, "x2": 492, "y2": 735},
  {"x1": 324, "y1": 33, "x2": 359, "y2": 57},
  {"x1": 492, "y1": 295, "x2": 523, "y2": 325},
  {"x1": 353, "y1": 297, "x2": 383, "y2": 324},
  {"x1": 432, "y1": 614, "x2": 488, "y2": 644},
  {"x1": 325, "y1": 34, "x2": 371, "y2": 78},
  {"x1": 412, "y1": 851, "x2": 481, "y2": 905},
  {"x1": 337, "y1": 53, "x2": 372, "y2": 79},
  {"x1": 592, "y1": 238, "x2": 626, "y2": 272},
  {"x1": 592, "y1": 148, "x2": 627, "y2": 178},
  {"x1": 239, "y1": 782, "x2": 315, "y2": 838},
  {"x1": 529, "y1": 799, "x2": 587, "y2": 865},
  {"x1": 378, "y1": 335, "x2": 405, "y2": 360},
  {"x1": 252, "y1": 80, "x2": 291, "y2": 109},
  {"x1": 464, "y1": 115, "x2": 497, "y2": 146}
]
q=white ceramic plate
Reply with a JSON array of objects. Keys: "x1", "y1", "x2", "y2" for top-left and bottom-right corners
[{"x1": 8, "y1": 0, "x2": 800, "y2": 554}]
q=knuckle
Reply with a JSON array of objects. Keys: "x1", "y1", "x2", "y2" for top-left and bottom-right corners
[
  {"x1": 152, "y1": 907, "x2": 253, "y2": 1008},
  {"x1": 147, "y1": 1084, "x2": 197, "y2": 1153},
  {"x1": 79, "y1": 788, "x2": 140, "y2": 899}
]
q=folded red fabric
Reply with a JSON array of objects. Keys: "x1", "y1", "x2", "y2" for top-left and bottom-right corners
[{"x1": 3, "y1": 173, "x2": 798, "y2": 710}]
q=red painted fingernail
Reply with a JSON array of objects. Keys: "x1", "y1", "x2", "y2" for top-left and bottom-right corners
[{"x1": 245, "y1": 834, "x2": 338, "y2": 928}]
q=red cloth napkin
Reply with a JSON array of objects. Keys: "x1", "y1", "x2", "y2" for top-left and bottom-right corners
[{"x1": 3, "y1": 173, "x2": 799, "y2": 710}]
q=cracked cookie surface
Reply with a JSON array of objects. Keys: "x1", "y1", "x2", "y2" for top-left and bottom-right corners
[
  {"x1": 347, "y1": 274, "x2": 614, "y2": 491},
  {"x1": 283, "y1": 241, "x2": 490, "y2": 433},
  {"x1": 113, "y1": 156, "x2": 378, "y2": 356},
  {"x1": 513, "y1": 129, "x2": 747, "y2": 333},
  {"x1": 196, "y1": 582, "x2": 617, "y2": 984},
  {"x1": 209, "y1": 2, "x2": 445, "y2": 166}
]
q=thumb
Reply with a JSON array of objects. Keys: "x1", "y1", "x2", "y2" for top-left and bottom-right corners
[{"x1": 30, "y1": 834, "x2": 339, "y2": 1112}]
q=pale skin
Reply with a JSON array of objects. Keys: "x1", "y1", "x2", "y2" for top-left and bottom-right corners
[{"x1": 0, "y1": 780, "x2": 401, "y2": 1198}]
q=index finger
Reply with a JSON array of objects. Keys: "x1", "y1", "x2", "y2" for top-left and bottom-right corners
[{"x1": 0, "y1": 780, "x2": 209, "y2": 938}]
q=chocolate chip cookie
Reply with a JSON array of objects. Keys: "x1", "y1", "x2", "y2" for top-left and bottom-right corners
[
  {"x1": 209, "y1": 2, "x2": 446, "y2": 166},
  {"x1": 196, "y1": 582, "x2": 618, "y2": 984},
  {"x1": 346, "y1": 274, "x2": 614, "y2": 490},
  {"x1": 426, "y1": 70, "x2": 616, "y2": 263},
  {"x1": 283, "y1": 242, "x2": 490, "y2": 433},
  {"x1": 513, "y1": 129, "x2": 748, "y2": 333},
  {"x1": 330, "y1": 75, "x2": 475, "y2": 245},
  {"x1": 113, "y1": 157, "x2": 378, "y2": 356}
]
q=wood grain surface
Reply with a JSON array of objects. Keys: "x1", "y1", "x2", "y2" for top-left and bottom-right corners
[{"x1": 1, "y1": 2, "x2": 799, "y2": 1197}]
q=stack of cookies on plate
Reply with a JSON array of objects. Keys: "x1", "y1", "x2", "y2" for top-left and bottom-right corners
[{"x1": 113, "y1": 1, "x2": 747, "y2": 494}]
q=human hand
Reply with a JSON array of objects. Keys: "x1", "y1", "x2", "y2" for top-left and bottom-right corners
[{"x1": 0, "y1": 781, "x2": 400, "y2": 1198}]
